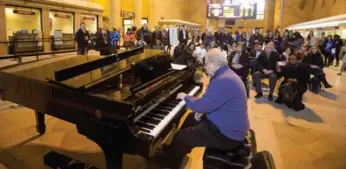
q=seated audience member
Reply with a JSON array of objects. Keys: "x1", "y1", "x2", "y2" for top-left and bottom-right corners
[
  {"x1": 302, "y1": 46, "x2": 324, "y2": 69},
  {"x1": 276, "y1": 54, "x2": 331, "y2": 111},
  {"x1": 249, "y1": 43, "x2": 263, "y2": 74},
  {"x1": 254, "y1": 44, "x2": 280, "y2": 101},
  {"x1": 157, "y1": 48, "x2": 249, "y2": 169},
  {"x1": 173, "y1": 42, "x2": 186, "y2": 62},
  {"x1": 134, "y1": 37, "x2": 148, "y2": 48},
  {"x1": 193, "y1": 43, "x2": 207, "y2": 66},
  {"x1": 280, "y1": 47, "x2": 292, "y2": 62},
  {"x1": 302, "y1": 46, "x2": 332, "y2": 88},
  {"x1": 175, "y1": 43, "x2": 196, "y2": 66},
  {"x1": 228, "y1": 44, "x2": 250, "y2": 97},
  {"x1": 152, "y1": 39, "x2": 165, "y2": 50}
]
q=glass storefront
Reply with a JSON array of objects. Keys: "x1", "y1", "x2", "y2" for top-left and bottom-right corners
[
  {"x1": 5, "y1": 6, "x2": 42, "y2": 39},
  {"x1": 81, "y1": 14, "x2": 97, "y2": 34},
  {"x1": 49, "y1": 11, "x2": 74, "y2": 35}
]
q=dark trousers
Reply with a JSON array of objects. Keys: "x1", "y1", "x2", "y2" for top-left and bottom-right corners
[
  {"x1": 309, "y1": 67, "x2": 330, "y2": 87},
  {"x1": 254, "y1": 71, "x2": 277, "y2": 95},
  {"x1": 77, "y1": 46, "x2": 88, "y2": 55},
  {"x1": 278, "y1": 82, "x2": 307, "y2": 111},
  {"x1": 162, "y1": 113, "x2": 242, "y2": 169}
]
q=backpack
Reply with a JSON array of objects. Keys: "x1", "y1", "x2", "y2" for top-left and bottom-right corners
[
  {"x1": 279, "y1": 81, "x2": 299, "y2": 103},
  {"x1": 309, "y1": 76, "x2": 322, "y2": 94}
]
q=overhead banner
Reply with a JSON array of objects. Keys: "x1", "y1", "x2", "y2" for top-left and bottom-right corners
[{"x1": 207, "y1": 2, "x2": 257, "y2": 19}]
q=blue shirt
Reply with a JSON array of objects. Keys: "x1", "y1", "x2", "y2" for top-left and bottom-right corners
[{"x1": 184, "y1": 65, "x2": 249, "y2": 141}]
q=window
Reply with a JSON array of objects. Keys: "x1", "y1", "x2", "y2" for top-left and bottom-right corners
[{"x1": 254, "y1": 0, "x2": 265, "y2": 20}]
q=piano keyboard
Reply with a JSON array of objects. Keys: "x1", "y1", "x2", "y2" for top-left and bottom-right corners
[{"x1": 134, "y1": 85, "x2": 201, "y2": 137}]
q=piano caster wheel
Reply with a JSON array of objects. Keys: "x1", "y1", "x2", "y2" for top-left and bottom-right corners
[{"x1": 36, "y1": 125, "x2": 46, "y2": 135}]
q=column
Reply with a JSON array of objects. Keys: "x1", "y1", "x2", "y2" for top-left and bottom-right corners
[
  {"x1": 110, "y1": 0, "x2": 122, "y2": 29},
  {"x1": 148, "y1": 0, "x2": 156, "y2": 28},
  {"x1": 42, "y1": 8, "x2": 51, "y2": 52},
  {"x1": 0, "y1": 4, "x2": 8, "y2": 56},
  {"x1": 264, "y1": 0, "x2": 276, "y2": 31},
  {"x1": 98, "y1": 15, "x2": 104, "y2": 28},
  {"x1": 133, "y1": 0, "x2": 143, "y2": 27},
  {"x1": 75, "y1": 12, "x2": 81, "y2": 33}
]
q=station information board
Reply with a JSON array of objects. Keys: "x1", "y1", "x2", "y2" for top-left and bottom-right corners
[{"x1": 207, "y1": 3, "x2": 257, "y2": 19}]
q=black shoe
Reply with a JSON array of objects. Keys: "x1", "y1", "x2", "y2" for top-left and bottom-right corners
[
  {"x1": 293, "y1": 103, "x2": 305, "y2": 111},
  {"x1": 275, "y1": 98, "x2": 283, "y2": 104},
  {"x1": 254, "y1": 93, "x2": 263, "y2": 98},
  {"x1": 268, "y1": 94, "x2": 273, "y2": 101},
  {"x1": 324, "y1": 84, "x2": 332, "y2": 88}
]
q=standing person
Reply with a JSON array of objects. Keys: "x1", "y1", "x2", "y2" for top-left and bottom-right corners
[
  {"x1": 333, "y1": 34, "x2": 343, "y2": 67},
  {"x1": 249, "y1": 27, "x2": 264, "y2": 49},
  {"x1": 254, "y1": 44, "x2": 279, "y2": 101},
  {"x1": 75, "y1": 22, "x2": 90, "y2": 55},
  {"x1": 306, "y1": 30, "x2": 316, "y2": 47},
  {"x1": 136, "y1": 24, "x2": 152, "y2": 46},
  {"x1": 123, "y1": 28, "x2": 135, "y2": 50},
  {"x1": 110, "y1": 28, "x2": 120, "y2": 53},
  {"x1": 325, "y1": 35, "x2": 335, "y2": 67},
  {"x1": 178, "y1": 25, "x2": 189, "y2": 45},
  {"x1": 157, "y1": 48, "x2": 249, "y2": 169},
  {"x1": 152, "y1": 26, "x2": 163, "y2": 45},
  {"x1": 289, "y1": 32, "x2": 304, "y2": 52},
  {"x1": 214, "y1": 28, "x2": 223, "y2": 45},
  {"x1": 273, "y1": 31, "x2": 282, "y2": 54},
  {"x1": 318, "y1": 32, "x2": 327, "y2": 65},
  {"x1": 265, "y1": 30, "x2": 274, "y2": 44},
  {"x1": 337, "y1": 41, "x2": 346, "y2": 75}
]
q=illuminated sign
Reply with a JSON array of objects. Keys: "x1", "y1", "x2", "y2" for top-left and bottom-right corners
[
  {"x1": 13, "y1": 10, "x2": 35, "y2": 15},
  {"x1": 207, "y1": 2, "x2": 257, "y2": 19},
  {"x1": 54, "y1": 14, "x2": 70, "y2": 18},
  {"x1": 121, "y1": 10, "x2": 135, "y2": 18}
]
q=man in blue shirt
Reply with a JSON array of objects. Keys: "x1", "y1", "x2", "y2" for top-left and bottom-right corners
[{"x1": 158, "y1": 48, "x2": 249, "y2": 169}]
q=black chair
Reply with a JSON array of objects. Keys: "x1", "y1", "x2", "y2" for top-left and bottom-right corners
[{"x1": 203, "y1": 130, "x2": 256, "y2": 169}]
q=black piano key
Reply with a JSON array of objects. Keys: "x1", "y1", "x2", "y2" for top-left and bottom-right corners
[
  {"x1": 156, "y1": 105, "x2": 173, "y2": 111},
  {"x1": 135, "y1": 121, "x2": 155, "y2": 130},
  {"x1": 151, "y1": 109, "x2": 170, "y2": 116},
  {"x1": 160, "y1": 102, "x2": 178, "y2": 108},
  {"x1": 164, "y1": 99, "x2": 181, "y2": 104},
  {"x1": 146, "y1": 113, "x2": 165, "y2": 120},
  {"x1": 140, "y1": 116, "x2": 161, "y2": 125},
  {"x1": 138, "y1": 127, "x2": 151, "y2": 133}
]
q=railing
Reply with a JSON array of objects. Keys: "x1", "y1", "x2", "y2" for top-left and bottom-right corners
[{"x1": 0, "y1": 37, "x2": 77, "y2": 63}]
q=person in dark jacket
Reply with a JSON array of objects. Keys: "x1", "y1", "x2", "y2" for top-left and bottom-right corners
[
  {"x1": 254, "y1": 44, "x2": 280, "y2": 101},
  {"x1": 214, "y1": 28, "x2": 223, "y2": 45},
  {"x1": 249, "y1": 27, "x2": 264, "y2": 48},
  {"x1": 275, "y1": 54, "x2": 312, "y2": 111},
  {"x1": 276, "y1": 54, "x2": 331, "y2": 111},
  {"x1": 333, "y1": 34, "x2": 343, "y2": 67},
  {"x1": 222, "y1": 30, "x2": 233, "y2": 46},
  {"x1": 136, "y1": 24, "x2": 152, "y2": 45},
  {"x1": 178, "y1": 25, "x2": 189, "y2": 45},
  {"x1": 229, "y1": 44, "x2": 250, "y2": 97},
  {"x1": 75, "y1": 23, "x2": 90, "y2": 55},
  {"x1": 325, "y1": 35, "x2": 335, "y2": 67},
  {"x1": 95, "y1": 28, "x2": 111, "y2": 55},
  {"x1": 302, "y1": 46, "x2": 332, "y2": 88}
]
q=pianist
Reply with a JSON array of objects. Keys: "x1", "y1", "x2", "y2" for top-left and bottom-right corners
[{"x1": 158, "y1": 48, "x2": 249, "y2": 169}]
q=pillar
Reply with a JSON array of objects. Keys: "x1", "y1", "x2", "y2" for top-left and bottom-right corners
[
  {"x1": 98, "y1": 15, "x2": 104, "y2": 28},
  {"x1": 75, "y1": 12, "x2": 81, "y2": 33},
  {"x1": 110, "y1": 0, "x2": 122, "y2": 29},
  {"x1": 42, "y1": 8, "x2": 51, "y2": 52},
  {"x1": 0, "y1": 4, "x2": 8, "y2": 56},
  {"x1": 264, "y1": 0, "x2": 276, "y2": 31},
  {"x1": 148, "y1": 0, "x2": 156, "y2": 28},
  {"x1": 133, "y1": 0, "x2": 143, "y2": 27}
]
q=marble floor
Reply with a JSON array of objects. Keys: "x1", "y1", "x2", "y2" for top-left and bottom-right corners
[{"x1": 0, "y1": 56, "x2": 346, "y2": 169}]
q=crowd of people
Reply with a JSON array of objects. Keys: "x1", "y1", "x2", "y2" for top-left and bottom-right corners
[{"x1": 172, "y1": 27, "x2": 339, "y2": 111}]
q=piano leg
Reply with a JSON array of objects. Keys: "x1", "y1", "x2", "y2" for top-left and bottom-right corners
[
  {"x1": 35, "y1": 111, "x2": 46, "y2": 135},
  {"x1": 100, "y1": 144, "x2": 123, "y2": 169}
]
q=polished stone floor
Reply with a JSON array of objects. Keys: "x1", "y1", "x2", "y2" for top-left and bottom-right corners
[{"x1": 0, "y1": 55, "x2": 346, "y2": 169}]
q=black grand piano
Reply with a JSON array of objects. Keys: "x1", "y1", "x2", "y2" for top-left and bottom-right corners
[{"x1": 0, "y1": 47, "x2": 203, "y2": 169}]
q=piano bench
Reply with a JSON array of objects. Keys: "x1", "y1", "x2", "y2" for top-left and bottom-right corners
[{"x1": 203, "y1": 144, "x2": 251, "y2": 169}]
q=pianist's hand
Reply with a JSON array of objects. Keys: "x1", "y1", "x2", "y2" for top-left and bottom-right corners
[
  {"x1": 176, "y1": 92, "x2": 187, "y2": 100},
  {"x1": 194, "y1": 112, "x2": 204, "y2": 121}
]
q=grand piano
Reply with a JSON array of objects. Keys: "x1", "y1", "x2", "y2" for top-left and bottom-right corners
[{"x1": 0, "y1": 47, "x2": 203, "y2": 169}]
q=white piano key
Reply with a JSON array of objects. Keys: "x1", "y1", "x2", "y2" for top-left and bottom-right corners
[{"x1": 149, "y1": 86, "x2": 200, "y2": 137}]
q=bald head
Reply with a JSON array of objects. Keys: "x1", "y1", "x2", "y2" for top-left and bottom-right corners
[
  {"x1": 205, "y1": 48, "x2": 228, "y2": 66},
  {"x1": 204, "y1": 49, "x2": 228, "y2": 77}
]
